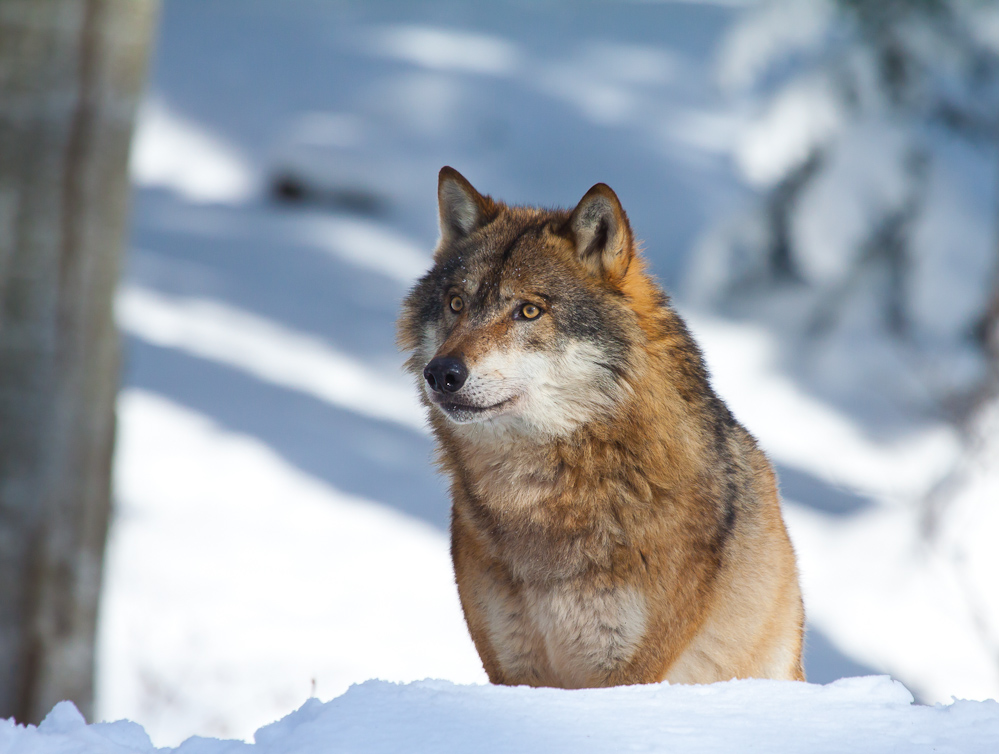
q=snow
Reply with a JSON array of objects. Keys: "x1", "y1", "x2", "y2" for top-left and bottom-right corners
[
  {"x1": 130, "y1": 98, "x2": 256, "y2": 204},
  {"x1": 369, "y1": 26, "x2": 521, "y2": 77},
  {"x1": 116, "y1": 286, "x2": 425, "y2": 431},
  {"x1": 7, "y1": 0, "x2": 997, "y2": 750},
  {"x1": 688, "y1": 313, "x2": 960, "y2": 498},
  {"x1": 716, "y1": 0, "x2": 831, "y2": 94},
  {"x1": 735, "y1": 74, "x2": 840, "y2": 189},
  {"x1": 6, "y1": 677, "x2": 999, "y2": 754},
  {"x1": 98, "y1": 390, "x2": 483, "y2": 745}
]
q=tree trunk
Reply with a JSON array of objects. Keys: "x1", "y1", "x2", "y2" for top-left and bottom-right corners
[{"x1": 0, "y1": 0, "x2": 156, "y2": 723}]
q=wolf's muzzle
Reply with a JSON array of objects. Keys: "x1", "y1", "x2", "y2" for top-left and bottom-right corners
[{"x1": 424, "y1": 356, "x2": 468, "y2": 394}]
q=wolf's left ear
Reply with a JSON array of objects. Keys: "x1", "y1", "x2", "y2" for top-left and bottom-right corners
[
  {"x1": 437, "y1": 167, "x2": 496, "y2": 249},
  {"x1": 566, "y1": 183, "x2": 634, "y2": 281}
]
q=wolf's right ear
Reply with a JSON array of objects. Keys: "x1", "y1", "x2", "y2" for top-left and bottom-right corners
[{"x1": 437, "y1": 167, "x2": 496, "y2": 250}]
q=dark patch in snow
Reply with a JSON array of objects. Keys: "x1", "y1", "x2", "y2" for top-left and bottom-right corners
[
  {"x1": 270, "y1": 171, "x2": 390, "y2": 217},
  {"x1": 803, "y1": 626, "x2": 879, "y2": 685},
  {"x1": 776, "y1": 465, "x2": 873, "y2": 516}
]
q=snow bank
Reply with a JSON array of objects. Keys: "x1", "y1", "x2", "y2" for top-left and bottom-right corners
[{"x1": 5, "y1": 677, "x2": 998, "y2": 754}]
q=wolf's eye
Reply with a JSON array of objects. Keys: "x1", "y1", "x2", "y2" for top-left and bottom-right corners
[
  {"x1": 449, "y1": 296, "x2": 464, "y2": 312},
  {"x1": 520, "y1": 304, "x2": 541, "y2": 320}
]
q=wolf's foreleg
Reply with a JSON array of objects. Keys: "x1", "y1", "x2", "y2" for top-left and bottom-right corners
[{"x1": 451, "y1": 512, "x2": 554, "y2": 686}]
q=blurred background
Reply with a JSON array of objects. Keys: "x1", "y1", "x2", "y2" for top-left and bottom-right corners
[{"x1": 2, "y1": 0, "x2": 998, "y2": 746}]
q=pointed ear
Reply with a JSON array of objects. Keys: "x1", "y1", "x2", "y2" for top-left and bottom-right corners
[
  {"x1": 437, "y1": 166, "x2": 495, "y2": 246},
  {"x1": 566, "y1": 183, "x2": 634, "y2": 281}
]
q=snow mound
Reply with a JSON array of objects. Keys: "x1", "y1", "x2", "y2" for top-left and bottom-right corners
[{"x1": 6, "y1": 677, "x2": 998, "y2": 754}]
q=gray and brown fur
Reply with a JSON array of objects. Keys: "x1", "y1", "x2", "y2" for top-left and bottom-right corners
[{"x1": 398, "y1": 167, "x2": 805, "y2": 688}]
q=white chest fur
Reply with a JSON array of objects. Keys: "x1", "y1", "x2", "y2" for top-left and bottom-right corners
[{"x1": 483, "y1": 576, "x2": 647, "y2": 688}]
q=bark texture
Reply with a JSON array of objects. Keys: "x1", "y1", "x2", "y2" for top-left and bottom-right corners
[{"x1": 0, "y1": 0, "x2": 156, "y2": 723}]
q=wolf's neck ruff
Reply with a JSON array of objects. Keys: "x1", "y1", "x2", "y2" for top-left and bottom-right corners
[{"x1": 398, "y1": 167, "x2": 805, "y2": 689}]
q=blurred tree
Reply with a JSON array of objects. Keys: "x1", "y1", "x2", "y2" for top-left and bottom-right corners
[
  {"x1": 709, "y1": 0, "x2": 999, "y2": 354},
  {"x1": 704, "y1": 0, "x2": 999, "y2": 428},
  {"x1": 0, "y1": 0, "x2": 157, "y2": 723}
]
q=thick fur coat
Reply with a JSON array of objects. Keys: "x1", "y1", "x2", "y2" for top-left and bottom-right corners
[{"x1": 398, "y1": 167, "x2": 805, "y2": 688}]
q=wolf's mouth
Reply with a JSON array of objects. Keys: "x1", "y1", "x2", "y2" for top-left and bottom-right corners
[{"x1": 433, "y1": 396, "x2": 515, "y2": 423}]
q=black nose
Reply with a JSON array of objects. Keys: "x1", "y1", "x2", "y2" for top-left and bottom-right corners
[{"x1": 424, "y1": 356, "x2": 468, "y2": 394}]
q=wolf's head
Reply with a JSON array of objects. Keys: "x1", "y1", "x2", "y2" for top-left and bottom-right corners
[{"x1": 399, "y1": 167, "x2": 661, "y2": 438}]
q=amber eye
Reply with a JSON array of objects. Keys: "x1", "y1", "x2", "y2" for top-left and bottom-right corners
[
  {"x1": 449, "y1": 295, "x2": 464, "y2": 312},
  {"x1": 520, "y1": 303, "x2": 541, "y2": 320}
]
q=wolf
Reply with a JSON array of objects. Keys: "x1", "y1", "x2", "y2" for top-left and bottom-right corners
[{"x1": 398, "y1": 167, "x2": 805, "y2": 688}]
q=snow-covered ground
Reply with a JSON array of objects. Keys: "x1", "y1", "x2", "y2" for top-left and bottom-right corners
[
  {"x1": 52, "y1": 0, "x2": 999, "y2": 749},
  {"x1": 7, "y1": 676, "x2": 999, "y2": 754}
]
